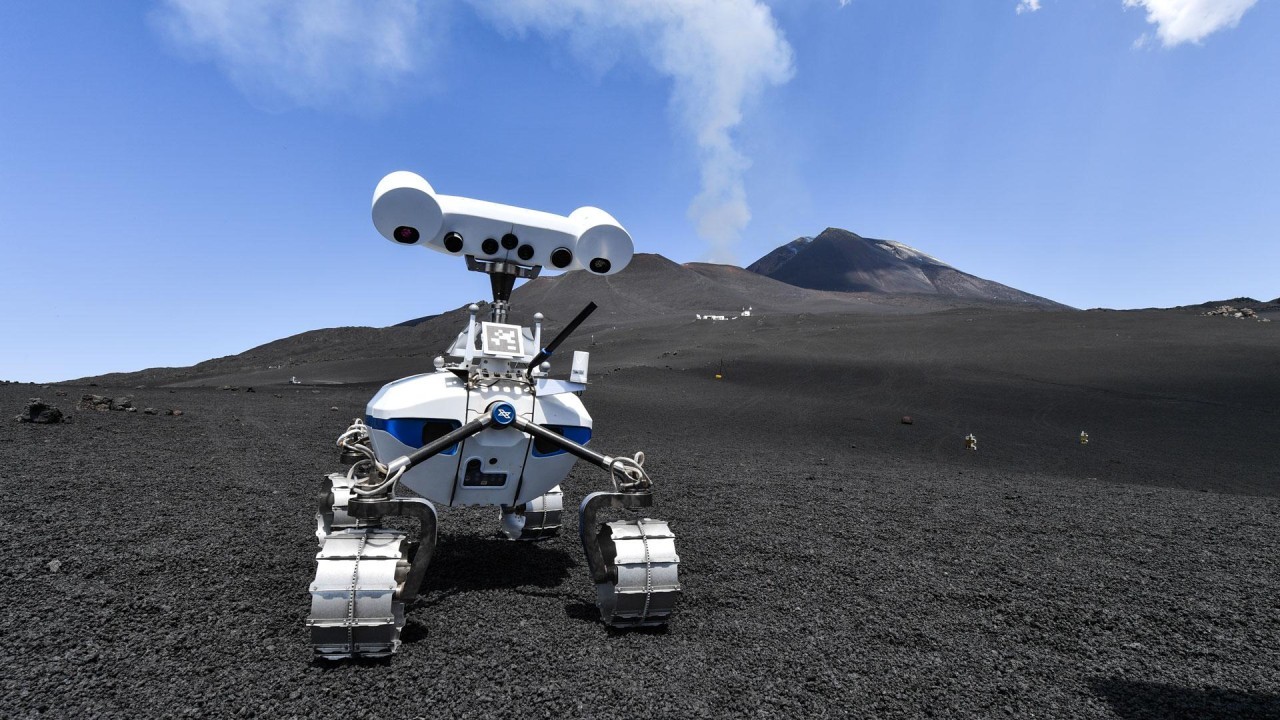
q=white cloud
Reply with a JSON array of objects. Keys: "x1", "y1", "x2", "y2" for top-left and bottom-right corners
[
  {"x1": 152, "y1": 0, "x2": 428, "y2": 109},
  {"x1": 1016, "y1": 0, "x2": 1042, "y2": 15},
  {"x1": 1122, "y1": 0, "x2": 1260, "y2": 46},
  {"x1": 154, "y1": 0, "x2": 793, "y2": 262}
]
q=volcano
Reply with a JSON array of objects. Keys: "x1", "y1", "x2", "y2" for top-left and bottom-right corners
[{"x1": 748, "y1": 228, "x2": 1068, "y2": 309}]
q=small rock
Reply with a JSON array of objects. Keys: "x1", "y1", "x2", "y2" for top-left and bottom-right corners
[
  {"x1": 109, "y1": 396, "x2": 134, "y2": 411},
  {"x1": 245, "y1": 387, "x2": 255, "y2": 393},
  {"x1": 172, "y1": 409, "x2": 184, "y2": 416},
  {"x1": 143, "y1": 408, "x2": 158, "y2": 415},
  {"x1": 79, "y1": 394, "x2": 111, "y2": 412},
  {"x1": 901, "y1": 415, "x2": 913, "y2": 425},
  {"x1": 126, "y1": 407, "x2": 137, "y2": 413},
  {"x1": 47, "y1": 559, "x2": 61, "y2": 572},
  {"x1": 273, "y1": 393, "x2": 282, "y2": 399},
  {"x1": 330, "y1": 406, "x2": 340, "y2": 411}
]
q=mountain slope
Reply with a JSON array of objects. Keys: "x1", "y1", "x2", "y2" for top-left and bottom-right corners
[
  {"x1": 77, "y1": 252, "x2": 1042, "y2": 386},
  {"x1": 748, "y1": 228, "x2": 1069, "y2": 309}
]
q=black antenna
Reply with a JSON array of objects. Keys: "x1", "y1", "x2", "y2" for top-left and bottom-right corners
[{"x1": 526, "y1": 302, "x2": 597, "y2": 374}]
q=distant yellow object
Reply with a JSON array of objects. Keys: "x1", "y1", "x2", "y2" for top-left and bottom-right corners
[
  {"x1": 1080, "y1": 431, "x2": 1089, "y2": 445},
  {"x1": 965, "y1": 433, "x2": 977, "y2": 451},
  {"x1": 714, "y1": 373, "x2": 722, "y2": 380}
]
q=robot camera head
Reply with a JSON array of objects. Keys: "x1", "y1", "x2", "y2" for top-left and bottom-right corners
[{"x1": 371, "y1": 171, "x2": 632, "y2": 276}]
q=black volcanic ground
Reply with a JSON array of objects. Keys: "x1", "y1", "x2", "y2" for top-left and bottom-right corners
[{"x1": 4, "y1": 260, "x2": 1280, "y2": 718}]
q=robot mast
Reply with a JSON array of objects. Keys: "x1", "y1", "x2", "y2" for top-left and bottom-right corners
[{"x1": 464, "y1": 256, "x2": 541, "y2": 324}]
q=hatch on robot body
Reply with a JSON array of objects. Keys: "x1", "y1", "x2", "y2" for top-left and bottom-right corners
[{"x1": 450, "y1": 380, "x2": 537, "y2": 506}]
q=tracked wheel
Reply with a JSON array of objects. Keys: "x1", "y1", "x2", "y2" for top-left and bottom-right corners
[
  {"x1": 500, "y1": 485, "x2": 564, "y2": 541},
  {"x1": 307, "y1": 528, "x2": 412, "y2": 659},
  {"x1": 593, "y1": 518, "x2": 681, "y2": 627}
]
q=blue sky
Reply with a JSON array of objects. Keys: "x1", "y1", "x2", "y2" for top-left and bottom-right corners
[{"x1": 1, "y1": 0, "x2": 1276, "y2": 382}]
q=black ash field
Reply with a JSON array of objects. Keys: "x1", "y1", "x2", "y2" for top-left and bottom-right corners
[{"x1": 3, "y1": 299, "x2": 1280, "y2": 718}]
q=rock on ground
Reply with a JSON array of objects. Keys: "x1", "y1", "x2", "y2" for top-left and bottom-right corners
[{"x1": 15, "y1": 398, "x2": 66, "y2": 424}]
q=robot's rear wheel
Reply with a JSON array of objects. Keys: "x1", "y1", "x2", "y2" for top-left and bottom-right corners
[
  {"x1": 593, "y1": 518, "x2": 681, "y2": 627},
  {"x1": 500, "y1": 485, "x2": 564, "y2": 541}
]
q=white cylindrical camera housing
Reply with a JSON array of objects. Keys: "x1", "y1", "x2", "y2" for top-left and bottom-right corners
[
  {"x1": 570, "y1": 207, "x2": 633, "y2": 276},
  {"x1": 371, "y1": 171, "x2": 445, "y2": 250},
  {"x1": 370, "y1": 172, "x2": 633, "y2": 275}
]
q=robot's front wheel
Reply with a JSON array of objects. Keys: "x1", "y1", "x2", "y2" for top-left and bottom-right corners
[
  {"x1": 307, "y1": 528, "x2": 411, "y2": 659},
  {"x1": 500, "y1": 486, "x2": 564, "y2": 541},
  {"x1": 593, "y1": 518, "x2": 681, "y2": 627}
]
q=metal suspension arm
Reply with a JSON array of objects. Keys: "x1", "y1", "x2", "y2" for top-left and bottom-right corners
[
  {"x1": 347, "y1": 496, "x2": 437, "y2": 603},
  {"x1": 385, "y1": 414, "x2": 494, "y2": 476},
  {"x1": 510, "y1": 415, "x2": 615, "y2": 470},
  {"x1": 510, "y1": 415, "x2": 651, "y2": 493}
]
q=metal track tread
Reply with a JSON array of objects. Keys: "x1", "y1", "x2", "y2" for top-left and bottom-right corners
[
  {"x1": 500, "y1": 485, "x2": 564, "y2": 541},
  {"x1": 307, "y1": 528, "x2": 408, "y2": 659},
  {"x1": 594, "y1": 518, "x2": 680, "y2": 627}
]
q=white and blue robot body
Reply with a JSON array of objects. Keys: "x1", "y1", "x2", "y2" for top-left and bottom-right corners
[
  {"x1": 363, "y1": 369, "x2": 591, "y2": 508},
  {"x1": 307, "y1": 173, "x2": 679, "y2": 660}
]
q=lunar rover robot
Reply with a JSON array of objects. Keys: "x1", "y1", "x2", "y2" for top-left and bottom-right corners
[{"x1": 306, "y1": 172, "x2": 681, "y2": 658}]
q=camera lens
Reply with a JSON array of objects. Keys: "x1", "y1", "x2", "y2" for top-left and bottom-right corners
[
  {"x1": 589, "y1": 258, "x2": 611, "y2": 274},
  {"x1": 501, "y1": 233, "x2": 519, "y2": 250},
  {"x1": 550, "y1": 247, "x2": 573, "y2": 268},
  {"x1": 443, "y1": 232, "x2": 464, "y2": 253},
  {"x1": 481, "y1": 238, "x2": 500, "y2": 255},
  {"x1": 393, "y1": 226, "x2": 419, "y2": 244},
  {"x1": 517, "y1": 244, "x2": 535, "y2": 261}
]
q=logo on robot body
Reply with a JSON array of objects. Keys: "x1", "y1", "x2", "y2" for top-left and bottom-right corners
[{"x1": 490, "y1": 402, "x2": 516, "y2": 427}]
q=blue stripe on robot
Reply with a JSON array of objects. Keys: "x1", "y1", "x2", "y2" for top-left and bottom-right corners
[
  {"x1": 531, "y1": 425, "x2": 592, "y2": 457},
  {"x1": 366, "y1": 416, "x2": 461, "y2": 454}
]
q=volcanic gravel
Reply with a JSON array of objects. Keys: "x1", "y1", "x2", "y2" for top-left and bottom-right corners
[{"x1": 3, "y1": 358, "x2": 1278, "y2": 720}]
